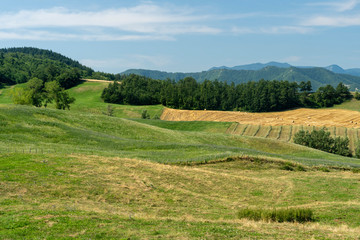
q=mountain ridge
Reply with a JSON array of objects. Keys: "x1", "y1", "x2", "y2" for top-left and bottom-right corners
[
  {"x1": 209, "y1": 61, "x2": 360, "y2": 77},
  {"x1": 122, "y1": 66, "x2": 360, "y2": 91}
]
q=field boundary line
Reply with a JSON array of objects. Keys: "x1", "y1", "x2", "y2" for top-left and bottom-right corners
[{"x1": 265, "y1": 126, "x2": 272, "y2": 138}]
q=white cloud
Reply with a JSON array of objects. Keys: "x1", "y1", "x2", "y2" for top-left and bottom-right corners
[
  {"x1": 302, "y1": 15, "x2": 360, "y2": 27},
  {"x1": 81, "y1": 54, "x2": 172, "y2": 72},
  {"x1": 231, "y1": 26, "x2": 256, "y2": 34},
  {"x1": 0, "y1": 4, "x2": 223, "y2": 41},
  {"x1": 231, "y1": 25, "x2": 312, "y2": 35},
  {"x1": 0, "y1": 3, "x2": 322, "y2": 41},
  {"x1": 260, "y1": 26, "x2": 312, "y2": 34},
  {"x1": 309, "y1": 0, "x2": 360, "y2": 12}
]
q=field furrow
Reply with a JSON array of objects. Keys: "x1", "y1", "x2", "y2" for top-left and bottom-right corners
[
  {"x1": 255, "y1": 125, "x2": 271, "y2": 138},
  {"x1": 267, "y1": 126, "x2": 281, "y2": 139},
  {"x1": 243, "y1": 125, "x2": 260, "y2": 137},
  {"x1": 226, "y1": 122, "x2": 239, "y2": 134},
  {"x1": 347, "y1": 128, "x2": 358, "y2": 155},
  {"x1": 279, "y1": 125, "x2": 292, "y2": 142},
  {"x1": 290, "y1": 125, "x2": 303, "y2": 141},
  {"x1": 336, "y1": 127, "x2": 347, "y2": 138},
  {"x1": 234, "y1": 124, "x2": 248, "y2": 135},
  {"x1": 324, "y1": 126, "x2": 337, "y2": 138}
]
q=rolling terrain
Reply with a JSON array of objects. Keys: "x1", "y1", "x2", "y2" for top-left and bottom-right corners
[
  {"x1": 161, "y1": 107, "x2": 360, "y2": 154},
  {"x1": 1, "y1": 78, "x2": 360, "y2": 238}
]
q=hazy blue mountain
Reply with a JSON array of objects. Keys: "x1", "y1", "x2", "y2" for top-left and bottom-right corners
[
  {"x1": 122, "y1": 66, "x2": 360, "y2": 91},
  {"x1": 209, "y1": 62, "x2": 291, "y2": 71},
  {"x1": 209, "y1": 62, "x2": 360, "y2": 77},
  {"x1": 325, "y1": 65, "x2": 346, "y2": 74},
  {"x1": 345, "y1": 68, "x2": 360, "y2": 77}
]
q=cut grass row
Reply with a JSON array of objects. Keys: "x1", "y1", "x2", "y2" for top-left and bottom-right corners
[{"x1": 230, "y1": 124, "x2": 360, "y2": 154}]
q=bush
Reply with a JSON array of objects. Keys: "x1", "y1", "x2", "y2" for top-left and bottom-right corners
[
  {"x1": 238, "y1": 208, "x2": 314, "y2": 223},
  {"x1": 295, "y1": 165, "x2": 306, "y2": 172},
  {"x1": 355, "y1": 92, "x2": 360, "y2": 100},
  {"x1": 294, "y1": 128, "x2": 352, "y2": 157},
  {"x1": 141, "y1": 110, "x2": 150, "y2": 119},
  {"x1": 355, "y1": 143, "x2": 360, "y2": 159},
  {"x1": 280, "y1": 163, "x2": 294, "y2": 171}
]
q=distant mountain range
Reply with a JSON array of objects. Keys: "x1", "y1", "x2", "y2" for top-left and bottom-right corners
[
  {"x1": 210, "y1": 62, "x2": 360, "y2": 77},
  {"x1": 122, "y1": 62, "x2": 360, "y2": 91}
]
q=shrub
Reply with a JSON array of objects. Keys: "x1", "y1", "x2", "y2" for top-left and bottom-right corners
[
  {"x1": 355, "y1": 92, "x2": 360, "y2": 100},
  {"x1": 280, "y1": 163, "x2": 294, "y2": 171},
  {"x1": 238, "y1": 208, "x2": 314, "y2": 223},
  {"x1": 141, "y1": 110, "x2": 150, "y2": 119},
  {"x1": 106, "y1": 105, "x2": 114, "y2": 117},
  {"x1": 355, "y1": 143, "x2": 360, "y2": 159},
  {"x1": 295, "y1": 165, "x2": 306, "y2": 172}
]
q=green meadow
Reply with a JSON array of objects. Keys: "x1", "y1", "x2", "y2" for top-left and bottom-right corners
[{"x1": 1, "y1": 81, "x2": 360, "y2": 239}]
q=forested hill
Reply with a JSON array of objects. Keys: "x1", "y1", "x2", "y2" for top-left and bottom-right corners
[
  {"x1": 123, "y1": 66, "x2": 360, "y2": 91},
  {"x1": 0, "y1": 47, "x2": 94, "y2": 86}
]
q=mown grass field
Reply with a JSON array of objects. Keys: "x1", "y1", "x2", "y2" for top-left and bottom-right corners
[
  {"x1": 1, "y1": 81, "x2": 360, "y2": 239},
  {"x1": 1, "y1": 153, "x2": 360, "y2": 239}
]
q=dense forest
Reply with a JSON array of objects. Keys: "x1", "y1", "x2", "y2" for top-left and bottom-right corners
[
  {"x1": 0, "y1": 47, "x2": 121, "y2": 88},
  {"x1": 101, "y1": 74, "x2": 353, "y2": 112}
]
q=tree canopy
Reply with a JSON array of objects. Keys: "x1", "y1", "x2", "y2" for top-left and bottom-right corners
[
  {"x1": 11, "y1": 78, "x2": 75, "y2": 110},
  {"x1": 102, "y1": 74, "x2": 352, "y2": 112}
]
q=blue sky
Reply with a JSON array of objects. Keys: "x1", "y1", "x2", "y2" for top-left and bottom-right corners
[{"x1": 1, "y1": 0, "x2": 360, "y2": 73}]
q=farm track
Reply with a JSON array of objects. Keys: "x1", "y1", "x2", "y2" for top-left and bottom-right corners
[{"x1": 161, "y1": 108, "x2": 360, "y2": 153}]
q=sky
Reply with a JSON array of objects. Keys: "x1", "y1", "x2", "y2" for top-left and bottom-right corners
[{"x1": 1, "y1": 0, "x2": 360, "y2": 73}]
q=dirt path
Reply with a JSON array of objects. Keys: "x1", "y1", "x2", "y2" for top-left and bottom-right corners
[
  {"x1": 161, "y1": 108, "x2": 360, "y2": 128},
  {"x1": 81, "y1": 79, "x2": 112, "y2": 83}
]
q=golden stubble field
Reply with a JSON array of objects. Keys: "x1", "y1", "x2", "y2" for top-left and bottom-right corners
[{"x1": 161, "y1": 108, "x2": 360, "y2": 128}]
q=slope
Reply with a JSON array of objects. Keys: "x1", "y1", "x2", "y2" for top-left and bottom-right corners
[{"x1": 1, "y1": 104, "x2": 360, "y2": 168}]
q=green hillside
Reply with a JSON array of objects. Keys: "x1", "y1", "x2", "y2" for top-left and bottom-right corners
[
  {"x1": 1, "y1": 81, "x2": 359, "y2": 167},
  {"x1": 1, "y1": 80, "x2": 360, "y2": 238},
  {"x1": 123, "y1": 66, "x2": 360, "y2": 91},
  {"x1": 0, "y1": 47, "x2": 93, "y2": 85}
]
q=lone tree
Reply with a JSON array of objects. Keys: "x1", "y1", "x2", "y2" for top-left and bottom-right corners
[
  {"x1": 44, "y1": 81, "x2": 75, "y2": 110},
  {"x1": 11, "y1": 78, "x2": 75, "y2": 110}
]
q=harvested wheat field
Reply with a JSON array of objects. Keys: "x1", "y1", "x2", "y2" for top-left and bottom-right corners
[{"x1": 161, "y1": 108, "x2": 360, "y2": 128}]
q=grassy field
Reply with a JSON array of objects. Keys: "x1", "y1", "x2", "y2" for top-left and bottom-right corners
[
  {"x1": 0, "y1": 81, "x2": 165, "y2": 119},
  {"x1": 3, "y1": 105, "x2": 360, "y2": 167},
  {"x1": 332, "y1": 97, "x2": 360, "y2": 111},
  {"x1": 1, "y1": 153, "x2": 359, "y2": 239},
  {"x1": 1, "y1": 81, "x2": 360, "y2": 238}
]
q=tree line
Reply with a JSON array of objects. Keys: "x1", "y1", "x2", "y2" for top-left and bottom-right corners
[{"x1": 101, "y1": 74, "x2": 353, "y2": 112}]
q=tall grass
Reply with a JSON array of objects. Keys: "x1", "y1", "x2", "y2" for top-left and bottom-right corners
[{"x1": 238, "y1": 208, "x2": 314, "y2": 223}]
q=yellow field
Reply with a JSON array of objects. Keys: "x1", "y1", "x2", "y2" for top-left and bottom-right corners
[
  {"x1": 161, "y1": 108, "x2": 360, "y2": 128},
  {"x1": 161, "y1": 108, "x2": 360, "y2": 153}
]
